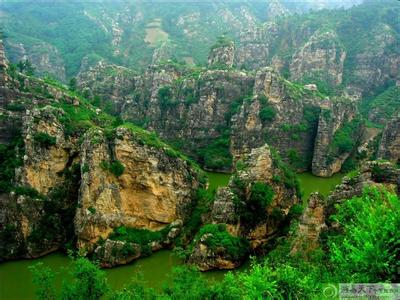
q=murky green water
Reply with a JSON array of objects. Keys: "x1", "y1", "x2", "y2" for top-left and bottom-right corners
[
  {"x1": 298, "y1": 172, "x2": 344, "y2": 200},
  {"x1": 0, "y1": 171, "x2": 343, "y2": 299},
  {"x1": 205, "y1": 171, "x2": 231, "y2": 193}
]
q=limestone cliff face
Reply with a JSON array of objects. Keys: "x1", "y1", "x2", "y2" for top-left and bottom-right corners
[
  {"x1": 231, "y1": 68, "x2": 321, "y2": 171},
  {"x1": 290, "y1": 193, "x2": 326, "y2": 256},
  {"x1": 378, "y1": 116, "x2": 400, "y2": 164},
  {"x1": 188, "y1": 144, "x2": 300, "y2": 270},
  {"x1": 326, "y1": 161, "x2": 400, "y2": 220},
  {"x1": 78, "y1": 60, "x2": 362, "y2": 175},
  {"x1": 311, "y1": 100, "x2": 360, "y2": 177},
  {"x1": 77, "y1": 60, "x2": 137, "y2": 114},
  {"x1": 18, "y1": 107, "x2": 78, "y2": 194},
  {"x1": 289, "y1": 31, "x2": 346, "y2": 86},
  {"x1": 5, "y1": 41, "x2": 66, "y2": 82},
  {"x1": 75, "y1": 127, "x2": 201, "y2": 250},
  {"x1": 347, "y1": 23, "x2": 400, "y2": 94},
  {"x1": 0, "y1": 107, "x2": 79, "y2": 260},
  {"x1": 208, "y1": 41, "x2": 235, "y2": 68}
]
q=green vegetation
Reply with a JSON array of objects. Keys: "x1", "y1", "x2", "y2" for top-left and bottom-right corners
[
  {"x1": 109, "y1": 226, "x2": 165, "y2": 246},
  {"x1": 328, "y1": 188, "x2": 400, "y2": 282},
  {"x1": 99, "y1": 160, "x2": 125, "y2": 177},
  {"x1": 33, "y1": 132, "x2": 57, "y2": 147},
  {"x1": 29, "y1": 187, "x2": 400, "y2": 298},
  {"x1": 158, "y1": 85, "x2": 177, "y2": 108},
  {"x1": 332, "y1": 118, "x2": 363, "y2": 154},
  {"x1": 258, "y1": 95, "x2": 276, "y2": 123},
  {"x1": 210, "y1": 35, "x2": 233, "y2": 51},
  {"x1": 249, "y1": 182, "x2": 274, "y2": 210},
  {"x1": 196, "y1": 224, "x2": 248, "y2": 260},
  {"x1": 30, "y1": 257, "x2": 108, "y2": 300},
  {"x1": 0, "y1": 135, "x2": 24, "y2": 193},
  {"x1": 271, "y1": 150, "x2": 301, "y2": 196},
  {"x1": 197, "y1": 135, "x2": 232, "y2": 171},
  {"x1": 360, "y1": 86, "x2": 400, "y2": 122}
]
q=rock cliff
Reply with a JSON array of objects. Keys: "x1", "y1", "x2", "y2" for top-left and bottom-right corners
[
  {"x1": 75, "y1": 127, "x2": 202, "y2": 251},
  {"x1": 188, "y1": 144, "x2": 300, "y2": 270},
  {"x1": 378, "y1": 116, "x2": 400, "y2": 164}
]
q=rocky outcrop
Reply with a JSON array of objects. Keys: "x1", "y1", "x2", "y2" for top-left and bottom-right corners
[
  {"x1": 290, "y1": 193, "x2": 326, "y2": 256},
  {"x1": 208, "y1": 41, "x2": 235, "y2": 68},
  {"x1": 188, "y1": 144, "x2": 300, "y2": 270},
  {"x1": 311, "y1": 100, "x2": 361, "y2": 177},
  {"x1": 289, "y1": 30, "x2": 346, "y2": 86},
  {"x1": 0, "y1": 107, "x2": 79, "y2": 260},
  {"x1": 77, "y1": 60, "x2": 137, "y2": 114},
  {"x1": 378, "y1": 116, "x2": 400, "y2": 163},
  {"x1": 325, "y1": 161, "x2": 400, "y2": 222},
  {"x1": 5, "y1": 41, "x2": 66, "y2": 82},
  {"x1": 74, "y1": 127, "x2": 202, "y2": 250}
]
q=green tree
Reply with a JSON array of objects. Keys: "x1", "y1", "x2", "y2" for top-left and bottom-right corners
[
  {"x1": 68, "y1": 78, "x2": 77, "y2": 91},
  {"x1": 329, "y1": 188, "x2": 400, "y2": 282},
  {"x1": 29, "y1": 262, "x2": 56, "y2": 300}
]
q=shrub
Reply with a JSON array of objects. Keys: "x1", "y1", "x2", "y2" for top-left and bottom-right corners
[
  {"x1": 109, "y1": 226, "x2": 162, "y2": 246},
  {"x1": 14, "y1": 186, "x2": 45, "y2": 199},
  {"x1": 33, "y1": 132, "x2": 56, "y2": 147},
  {"x1": 197, "y1": 136, "x2": 232, "y2": 170},
  {"x1": 259, "y1": 107, "x2": 276, "y2": 123},
  {"x1": 198, "y1": 224, "x2": 249, "y2": 259},
  {"x1": 5, "y1": 102, "x2": 26, "y2": 111},
  {"x1": 158, "y1": 85, "x2": 176, "y2": 108},
  {"x1": 249, "y1": 182, "x2": 274, "y2": 209},
  {"x1": 99, "y1": 160, "x2": 125, "y2": 177},
  {"x1": 332, "y1": 118, "x2": 362, "y2": 155},
  {"x1": 328, "y1": 188, "x2": 400, "y2": 282}
]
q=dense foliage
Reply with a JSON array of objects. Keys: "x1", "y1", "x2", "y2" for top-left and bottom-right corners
[
  {"x1": 196, "y1": 224, "x2": 249, "y2": 260},
  {"x1": 30, "y1": 187, "x2": 399, "y2": 299}
]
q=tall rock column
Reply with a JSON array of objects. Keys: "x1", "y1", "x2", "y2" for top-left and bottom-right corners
[{"x1": 208, "y1": 40, "x2": 235, "y2": 68}]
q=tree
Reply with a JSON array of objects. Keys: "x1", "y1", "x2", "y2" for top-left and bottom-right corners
[
  {"x1": 68, "y1": 77, "x2": 77, "y2": 91},
  {"x1": 17, "y1": 60, "x2": 25, "y2": 73},
  {"x1": 30, "y1": 256, "x2": 108, "y2": 300},
  {"x1": 329, "y1": 188, "x2": 400, "y2": 282},
  {"x1": 24, "y1": 60, "x2": 35, "y2": 76},
  {"x1": 29, "y1": 262, "x2": 56, "y2": 300},
  {"x1": 16, "y1": 59, "x2": 35, "y2": 75}
]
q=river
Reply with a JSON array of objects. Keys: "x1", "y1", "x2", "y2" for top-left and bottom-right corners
[{"x1": 0, "y1": 171, "x2": 344, "y2": 299}]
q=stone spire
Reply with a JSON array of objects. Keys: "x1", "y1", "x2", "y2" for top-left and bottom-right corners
[
  {"x1": 0, "y1": 39, "x2": 7, "y2": 70},
  {"x1": 208, "y1": 38, "x2": 235, "y2": 68},
  {"x1": 0, "y1": 39, "x2": 8, "y2": 86}
]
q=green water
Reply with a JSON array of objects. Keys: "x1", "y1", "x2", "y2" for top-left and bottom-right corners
[
  {"x1": 0, "y1": 250, "x2": 229, "y2": 300},
  {"x1": 298, "y1": 172, "x2": 344, "y2": 200},
  {"x1": 206, "y1": 171, "x2": 231, "y2": 193},
  {"x1": 0, "y1": 171, "x2": 343, "y2": 299}
]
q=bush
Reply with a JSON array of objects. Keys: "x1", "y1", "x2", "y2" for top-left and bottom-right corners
[
  {"x1": 259, "y1": 107, "x2": 276, "y2": 123},
  {"x1": 109, "y1": 226, "x2": 163, "y2": 246},
  {"x1": 99, "y1": 160, "x2": 125, "y2": 177},
  {"x1": 249, "y1": 182, "x2": 274, "y2": 209},
  {"x1": 197, "y1": 136, "x2": 232, "y2": 170},
  {"x1": 328, "y1": 188, "x2": 400, "y2": 282},
  {"x1": 5, "y1": 102, "x2": 26, "y2": 111},
  {"x1": 332, "y1": 118, "x2": 362, "y2": 154},
  {"x1": 14, "y1": 186, "x2": 45, "y2": 199},
  {"x1": 33, "y1": 132, "x2": 57, "y2": 147},
  {"x1": 198, "y1": 224, "x2": 249, "y2": 259}
]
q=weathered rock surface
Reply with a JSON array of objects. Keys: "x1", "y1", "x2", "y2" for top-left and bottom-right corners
[
  {"x1": 189, "y1": 144, "x2": 300, "y2": 270},
  {"x1": 208, "y1": 41, "x2": 235, "y2": 68},
  {"x1": 74, "y1": 127, "x2": 202, "y2": 250},
  {"x1": 378, "y1": 116, "x2": 400, "y2": 164},
  {"x1": 290, "y1": 193, "x2": 326, "y2": 256},
  {"x1": 312, "y1": 100, "x2": 361, "y2": 177},
  {"x1": 289, "y1": 31, "x2": 346, "y2": 86},
  {"x1": 325, "y1": 161, "x2": 400, "y2": 223}
]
